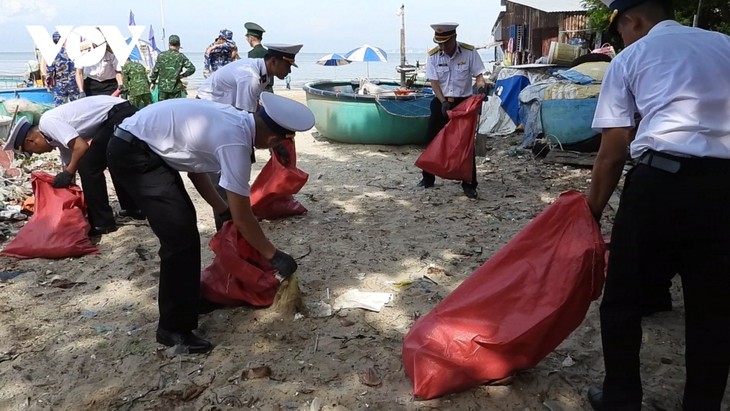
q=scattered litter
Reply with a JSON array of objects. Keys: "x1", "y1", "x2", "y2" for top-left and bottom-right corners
[
  {"x1": 332, "y1": 289, "x2": 392, "y2": 312},
  {"x1": 337, "y1": 317, "x2": 355, "y2": 327},
  {"x1": 50, "y1": 277, "x2": 87, "y2": 289},
  {"x1": 310, "y1": 397, "x2": 322, "y2": 411},
  {"x1": 543, "y1": 400, "x2": 565, "y2": 411},
  {"x1": 241, "y1": 366, "x2": 272, "y2": 380},
  {"x1": 272, "y1": 275, "x2": 305, "y2": 316},
  {"x1": 426, "y1": 264, "x2": 451, "y2": 276},
  {"x1": 294, "y1": 313, "x2": 305, "y2": 321},
  {"x1": 0, "y1": 270, "x2": 25, "y2": 281},
  {"x1": 306, "y1": 300, "x2": 332, "y2": 318},
  {"x1": 358, "y1": 367, "x2": 382, "y2": 387},
  {"x1": 353, "y1": 273, "x2": 367, "y2": 281},
  {"x1": 94, "y1": 325, "x2": 115, "y2": 334},
  {"x1": 80, "y1": 309, "x2": 97, "y2": 319},
  {"x1": 561, "y1": 355, "x2": 575, "y2": 367}
]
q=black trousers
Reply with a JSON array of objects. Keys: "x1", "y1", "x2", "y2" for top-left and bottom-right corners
[
  {"x1": 79, "y1": 101, "x2": 139, "y2": 228},
  {"x1": 85, "y1": 77, "x2": 118, "y2": 96},
  {"x1": 600, "y1": 156, "x2": 730, "y2": 410},
  {"x1": 107, "y1": 135, "x2": 200, "y2": 332},
  {"x1": 421, "y1": 96, "x2": 478, "y2": 189}
]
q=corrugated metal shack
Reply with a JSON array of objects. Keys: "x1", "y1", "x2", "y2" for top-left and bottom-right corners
[{"x1": 492, "y1": 0, "x2": 592, "y2": 65}]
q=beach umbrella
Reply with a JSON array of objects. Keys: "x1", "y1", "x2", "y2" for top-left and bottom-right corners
[
  {"x1": 344, "y1": 44, "x2": 388, "y2": 78},
  {"x1": 316, "y1": 53, "x2": 351, "y2": 66},
  {"x1": 316, "y1": 53, "x2": 351, "y2": 79}
]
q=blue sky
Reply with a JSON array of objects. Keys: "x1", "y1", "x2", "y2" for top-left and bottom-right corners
[{"x1": 0, "y1": 0, "x2": 502, "y2": 54}]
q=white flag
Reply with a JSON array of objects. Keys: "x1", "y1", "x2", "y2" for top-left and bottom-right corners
[{"x1": 395, "y1": 5, "x2": 404, "y2": 16}]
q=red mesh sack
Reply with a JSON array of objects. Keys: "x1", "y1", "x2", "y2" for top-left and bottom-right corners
[
  {"x1": 2, "y1": 171, "x2": 98, "y2": 258},
  {"x1": 402, "y1": 191, "x2": 606, "y2": 399},
  {"x1": 200, "y1": 221, "x2": 279, "y2": 307},
  {"x1": 250, "y1": 139, "x2": 308, "y2": 220},
  {"x1": 415, "y1": 95, "x2": 483, "y2": 182}
]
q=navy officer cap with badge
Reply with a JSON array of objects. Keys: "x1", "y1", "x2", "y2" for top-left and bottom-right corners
[
  {"x1": 431, "y1": 22, "x2": 458, "y2": 44},
  {"x1": 258, "y1": 92, "x2": 314, "y2": 139},
  {"x1": 3, "y1": 117, "x2": 33, "y2": 152},
  {"x1": 264, "y1": 44, "x2": 303, "y2": 67},
  {"x1": 244, "y1": 22, "x2": 265, "y2": 39},
  {"x1": 601, "y1": 0, "x2": 652, "y2": 34}
]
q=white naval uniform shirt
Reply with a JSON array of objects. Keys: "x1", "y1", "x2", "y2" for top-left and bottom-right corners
[
  {"x1": 83, "y1": 51, "x2": 120, "y2": 82},
  {"x1": 593, "y1": 20, "x2": 730, "y2": 159},
  {"x1": 39, "y1": 95, "x2": 126, "y2": 166},
  {"x1": 196, "y1": 58, "x2": 270, "y2": 112},
  {"x1": 425, "y1": 43, "x2": 485, "y2": 98},
  {"x1": 119, "y1": 99, "x2": 256, "y2": 196}
]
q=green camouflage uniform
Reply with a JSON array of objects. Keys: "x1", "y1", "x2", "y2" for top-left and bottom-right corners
[
  {"x1": 121, "y1": 61, "x2": 153, "y2": 108},
  {"x1": 150, "y1": 49, "x2": 196, "y2": 101}
]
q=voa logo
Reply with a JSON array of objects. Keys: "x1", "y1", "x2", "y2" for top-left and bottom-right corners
[{"x1": 27, "y1": 26, "x2": 145, "y2": 68}]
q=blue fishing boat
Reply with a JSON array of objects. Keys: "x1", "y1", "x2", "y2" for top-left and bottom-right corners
[{"x1": 303, "y1": 79, "x2": 433, "y2": 145}]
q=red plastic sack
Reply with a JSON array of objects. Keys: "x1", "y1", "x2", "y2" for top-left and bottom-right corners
[
  {"x1": 250, "y1": 139, "x2": 308, "y2": 220},
  {"x1": 2, "y1": 172, "x2": 99, "y2": 259},
  {"x1": 200, "y1": 221, "x2": 280, "y2": 307},
  {"x1": 415, "y1": 95, "x2": 483, "y2": 182},
  {"x1": 402, "y1": 191, "x2": 606, "y2": 399}
]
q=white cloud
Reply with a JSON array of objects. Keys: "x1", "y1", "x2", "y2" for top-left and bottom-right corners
[{"x1": 0, "y1": 0, "x2": 57, "y2": 23}]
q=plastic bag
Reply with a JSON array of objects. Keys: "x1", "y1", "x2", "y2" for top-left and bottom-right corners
[
  {"x1": 2, "y1": 172, "x2": 99, "y2": 259},
  {"x1": 402, "y1": 191, "x2": 606, "y2": 399},
  {"x1": 250, "y1": 139, "x2": 308, "y2": 220},
  {"x1": 200, "y1": 221, "x2": 280, "y2": 307},
  {"x1": 415, "y1": 95, "x2": 483, "y2": 182},
  {"x1": 592, "y1": 43, "x2": 616, "y2": 58}
]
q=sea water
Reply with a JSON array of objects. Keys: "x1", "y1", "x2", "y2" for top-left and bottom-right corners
[{"x1": 1, "y1": 51, "x2": 497, "y2": 91}]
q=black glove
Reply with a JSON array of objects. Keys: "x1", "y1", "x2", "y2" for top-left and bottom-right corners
[
  {"x1": 218, "y1": 208, "x2": 232, "y2": 222},
  {"x1": 52, "y1": 171, "x2": 75, "y2": 188},
  {"x1": 476, "y1": 86, "x2": 488, "y2": 96},
  {"x1": 272, "y1": 143, "x2": 290, "y2": 166},
  {"x1": 78, "y1": 91, "x2": 86, "y2": 98},
  {"x1": 215, "y1": 208, "x2": 232, "y2": 231},
  {"x1": 269, "y1": 249, "x2": 297, "y2": 278},
  {"x1": 440, "y1": 101, "x2": 452, "y2": 119}
]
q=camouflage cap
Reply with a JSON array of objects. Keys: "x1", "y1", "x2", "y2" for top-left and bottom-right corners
[{"x1": 168, "y1": 35, "x2": 180, "y2": 46}]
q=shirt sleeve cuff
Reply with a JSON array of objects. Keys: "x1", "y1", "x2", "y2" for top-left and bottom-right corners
[{"x1": 592, "y1": 117, "x2": 635, "y2": 130}]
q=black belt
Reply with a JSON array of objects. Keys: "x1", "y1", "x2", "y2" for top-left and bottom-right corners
[
  {"x1": 638, "y1": 150, "x2": 730, "y2": 174},
  {"x1": 113, "y1": 127, "x2": 150, "y2": 150},
  {"x1": 445, "y1": 97, "x2": 467, "y2": 103}
]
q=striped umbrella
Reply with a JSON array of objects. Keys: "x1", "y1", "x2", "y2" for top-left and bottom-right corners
[
  {"x1": 344, "y1": 44, "x2": 388, "y2": 78},
  {"x1": 316, "y1": 53, "x2": 351, "y2": 66}
]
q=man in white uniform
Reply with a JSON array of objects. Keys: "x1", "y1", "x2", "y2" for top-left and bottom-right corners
[
  {"x1": 107, "y1": 93, "x2": 314, "y2": 353},
  {"x1": 196, "y1": 43, "x2": 302, "y2": 112},
  {"x1": 4, "y1": 96, "x2": 142, "y2": 234},
  {"x1": 197, "y1": 44, "x2": 303, "y2": 228},
  {"x1": 418, "y1": 23, "x2": 487, "y2": 199},
  {"x1": 586, "y1": 1, "x2": 730, "y2": 409}
]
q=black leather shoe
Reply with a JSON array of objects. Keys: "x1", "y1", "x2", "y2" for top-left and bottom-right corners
[
  {"x1": 417, "y1": 178, "x2": 434, "y2": 188},
  {"x1": 588, "y1": 386, "x2": 604, "y2": 410},
  {"x1": 463, "y1": 187, "x2": 478, "y2": 199},
  {"x1": 88, "y1": 225, "x2": 118, "y2": 236},
  {"x1": 587, "y1": 386, "x2": 641, "y2": 411},
  {"x1": 119, "y1": 209, "x2": 146, "y2": 220},
  {"x1": 156, "y1": 328, "x2": 213, "y2": 354}
]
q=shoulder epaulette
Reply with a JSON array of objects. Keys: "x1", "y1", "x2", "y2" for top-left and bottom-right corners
[
  {"x1": 459, "y1": 42, "x2": 474, "y2": 50},
  {"x1": 428, "y1": 46, "x2": 440, "y2": 56}
]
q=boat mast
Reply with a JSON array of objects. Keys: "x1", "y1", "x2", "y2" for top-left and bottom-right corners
[
  {"x1": 160, "y1": 0, "x2": 166, "y2": 44},
  {"x1": 399, "y1": 4, "x2": 406, "y2": 87}
]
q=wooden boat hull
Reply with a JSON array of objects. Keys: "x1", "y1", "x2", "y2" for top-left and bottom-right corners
[
  {"x1": 541, "y1": 98, "x2": 599, "y2": 146},
  {"x1": 303, "y1": 80, "x2": 432, "y2": 145}
]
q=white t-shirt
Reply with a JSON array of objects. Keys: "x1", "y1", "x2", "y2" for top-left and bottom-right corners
[
  {"x1": 426, "y1": 43, "x2": 486, "y2": 98},
  {"x1": 593, "y1": 20, "x2": 730, "y2": 159},
  {"x1": 119, "y1": 99, "x2": 256, "y2": 196},
  {"x1": 196, "y1": 58, "x2": 269, "y2": 112},
  {"x1": 83, "y1": 51, "x2": 120, "y2": 82},
  {"x1": 39, "y1": 95, "x2": 126, "y2": 165}
]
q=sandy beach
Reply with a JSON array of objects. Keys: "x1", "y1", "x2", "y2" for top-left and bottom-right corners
[{"x1": 0, "y1": 89, "x2": 724, "y2": 410}]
